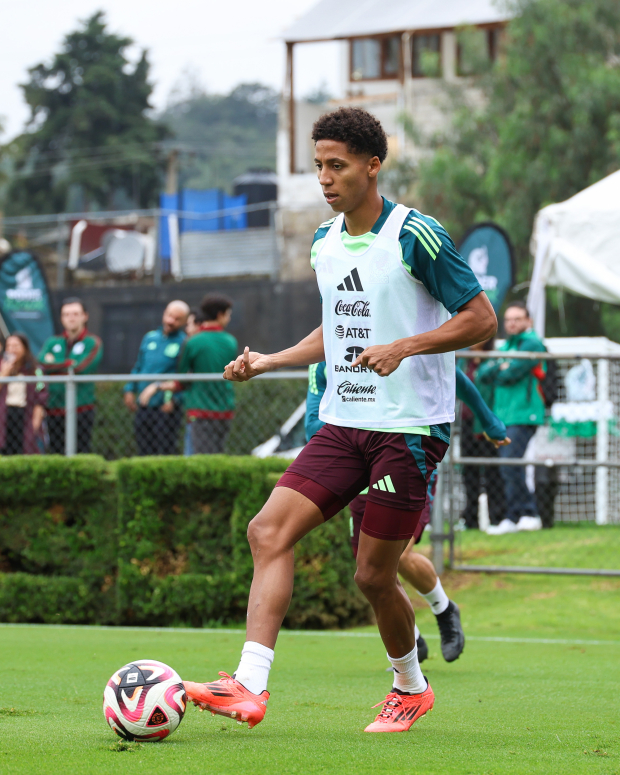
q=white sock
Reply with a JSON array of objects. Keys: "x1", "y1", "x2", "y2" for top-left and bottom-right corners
[
  {"x1": 388, "y1": 646, "x2": 427, "y2": 694},
  {"x1": 233, "y1": 641, "x2": 274, "y2": 695},
  {"x1": 418, "y1": 578, "x2": 450, "y2": 615},
  {"x1": 415, "y1": 624, "x2": 420, "y2": 641}
]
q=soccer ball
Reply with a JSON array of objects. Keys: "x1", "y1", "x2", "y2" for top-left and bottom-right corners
[{"x1": 103, "y1": 659, "x2": 187, "y2": 741}]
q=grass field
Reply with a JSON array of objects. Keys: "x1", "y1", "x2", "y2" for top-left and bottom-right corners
[
  {"x1": 1, "y1": 564, "x2": 619, "y2": 775},
  {"x1": 453, "y1": 523, "x2": 620, "y2": 570}
]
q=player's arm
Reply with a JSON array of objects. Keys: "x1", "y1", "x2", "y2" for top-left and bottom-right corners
[
  {"x1": 495, "y1": 339, "x2": 546, "y2": 384},
  {"x1": 353, "y1": 215, "x2": 496, "y2": 376},
  {"x1": 224, "y1": 325, "x2": 324, "y2": 383},
  {"x1": 305, "y1": 362, "x2": 327, "y2": 441},
  {"x1": 455, "y1": 367, "x2": 509, "y2": 447},
  {"x1": 353, "y1": 292, "x2": 496, "y2": 376}
]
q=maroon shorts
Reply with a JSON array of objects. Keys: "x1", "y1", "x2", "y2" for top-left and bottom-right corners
[{"x1": 276, "y1": 424, "x2": 447, "y2": 542}]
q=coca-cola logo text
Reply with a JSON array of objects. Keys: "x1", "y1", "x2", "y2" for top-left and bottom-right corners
[{"x1": 334, "y1": 300, "x2": 370, "y2": 318}]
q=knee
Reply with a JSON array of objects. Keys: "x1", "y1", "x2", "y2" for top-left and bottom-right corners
[
  {"x1": 247, "y1": 513, "x2": 289, "y2": 558},
  {"x1": 354, "y1": 563, "x2": 394, "y2": 599},
  {"x1": 247, "y1": 515, "x2": 272, "y2": 553}
]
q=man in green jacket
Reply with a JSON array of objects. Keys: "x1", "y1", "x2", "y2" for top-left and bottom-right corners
[
  {"x1": 478, "y1": 301, "x2": 546, "y2": 534},
  {"x1": 161, "y1": 295, "x2": 238, "y2": 453},
  {"x1": 39, "y1": 297, "x2": 103, "y2": 453}
]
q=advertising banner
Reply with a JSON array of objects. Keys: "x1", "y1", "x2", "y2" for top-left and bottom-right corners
[
  {"x1": 459, "y1": 223, "x2": 515, "y2": 313},
  {"x1": 0, "y1": 251, "x2": 55, "y2": 355}
]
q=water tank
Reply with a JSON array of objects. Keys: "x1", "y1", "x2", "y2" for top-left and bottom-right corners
[{"x1": 233, "y1": 170, "x2": 277, "y2": 228}]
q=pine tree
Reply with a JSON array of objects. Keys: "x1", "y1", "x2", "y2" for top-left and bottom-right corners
[{"x1": 6, "y1": 12, "x2": 167, "y2": 215}]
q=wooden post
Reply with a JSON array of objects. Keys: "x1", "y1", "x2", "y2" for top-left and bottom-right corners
[
  {"x1": 166, "y1": 149, "x2": 179, "y2": 195},
  {"x1": 286, "y1": 41, "x2": 295, "y2": 175}
]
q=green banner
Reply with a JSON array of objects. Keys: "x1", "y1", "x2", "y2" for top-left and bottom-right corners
[
  {"x1": 459, "y1": 223, "x2": 515, "y2": 313},
  {"x1": 0, "y1": 251, "x2": 55, "y2": 355}
]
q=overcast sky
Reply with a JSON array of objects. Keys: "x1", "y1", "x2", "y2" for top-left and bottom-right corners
[{"x1": 1, "y1": 0, "x2": 341, "y2": 141}]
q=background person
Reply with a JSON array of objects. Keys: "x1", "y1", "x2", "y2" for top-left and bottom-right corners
[
  {"x1": 161, "y1": 295, "x2": 238, "y2": 454},
  {"x1": 124, "y1": 301, "x2": 189, "y2": 456},
  {"x1": 39, "y1": 298, "x2": 102, "y2": 454},
  {"x1": 0, "y1": 333, "x2": 47, "y2": 455},
  {"x1": 459, "y1": 338, "x2": 507, "y2": 529},
  {"x1": 479, "y1": 301, "x2": 546, "y2": 534}
]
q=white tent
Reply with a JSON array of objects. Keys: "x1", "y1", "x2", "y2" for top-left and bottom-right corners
[{"x1": 527, "y1": 170, "x2": 620, "y2": 336}]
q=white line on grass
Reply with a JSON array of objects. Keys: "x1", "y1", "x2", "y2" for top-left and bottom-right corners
[{"x1": 0, "y1": 623, "x2": 618, "y2": 647}]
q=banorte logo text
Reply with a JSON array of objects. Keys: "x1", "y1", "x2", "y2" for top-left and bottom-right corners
[{"x1": 334, "y1": 300, "x2": 370, "y2": 318}]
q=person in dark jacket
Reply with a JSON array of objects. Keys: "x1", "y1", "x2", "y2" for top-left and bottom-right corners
[
  {"x1": 459, "y1": 338, "x2": 507, "y2": 528},
  {"x1": 160, "y1": 295, "x2": 238, "y2": 454},
  {"x1": 0, "y1": 332, "x2": 47, "y2": 455},
  {"x1": 124, "y1": 301, "x2": 189, "y2": 455}
]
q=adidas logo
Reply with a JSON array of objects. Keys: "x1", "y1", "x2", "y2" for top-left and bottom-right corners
[
  {"x1": 372, "y1": 474, "x2": 396, "y2": 493},
  {"x1": 337, "y1": 268, "x2": 364, "y2": 292}
]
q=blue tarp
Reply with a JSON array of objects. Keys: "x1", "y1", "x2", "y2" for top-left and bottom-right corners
[{"x1": 158, "y1": 189, "x2": 248, "y2": 260}]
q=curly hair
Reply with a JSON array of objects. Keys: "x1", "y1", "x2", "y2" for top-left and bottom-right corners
[{"x1": 311, "y1": 107, "x2": 388, "y2": 162}]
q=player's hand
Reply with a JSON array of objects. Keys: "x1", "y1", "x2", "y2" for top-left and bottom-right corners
[
  {"x1": 483, "y1": 432, "x2": 511, "y2": 449},
  {"x1": 124, "y1": 391, "x2": 137, "y2": 412},
  {"x1": 139, "y1": 383, "x2": 159, "y2": 407},
  {"x1": 351, "y1": 344, "x2": 403, "y2": 377},
  {"x1": 160, "y1": 400, "x2": 174, "y2": 413},
  {"x1": 223, "y1": 347, "x2": 272, "y2": 382}
]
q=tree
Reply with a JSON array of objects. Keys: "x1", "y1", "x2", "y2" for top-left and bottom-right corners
[
  {"x1": 5, "y1": 12, "x2": 167, "y2": 215},
  {"x1": 161, "y1": 82, "x2": 278, "y2": 191},
  {"x1": 413, "y1": 0, "x2": 620, "y2": 337},
  {"x1": 417, "y1": 0, "x2": 620, "y2": 252}
]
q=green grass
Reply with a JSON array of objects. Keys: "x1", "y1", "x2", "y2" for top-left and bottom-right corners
[
  {"x1": 1, "y1": 570, "x2": 619, "y2": 775},
  {"x1": 452, "y1": 524, "x2": 620, "y2": 570}
]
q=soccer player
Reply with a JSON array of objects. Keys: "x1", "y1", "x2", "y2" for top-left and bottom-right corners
[
  {"x1": 307, "y1": 361, "x2": 509, "y2": 663},
  {"x1": 184, "y1": 108, "x2": 496, "y2": 732}
]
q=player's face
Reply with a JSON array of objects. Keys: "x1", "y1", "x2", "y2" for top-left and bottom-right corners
[
  {"x1": 61, "y1": 303, "x2": 88, "y2": 336},
  {"x1": 503, "y1": 307, "x2": 530, "y2": 336},
  {"x1": 163, "y1": 305, "x2": 188, "y2": 334},
  {"x1": 314, "y1": 140, "x2": 380, "y2": 213}
]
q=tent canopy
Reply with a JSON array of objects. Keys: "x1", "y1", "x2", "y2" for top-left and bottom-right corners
[{"x1": 528, "y1": 170, "x2": 620, "y2": 335}]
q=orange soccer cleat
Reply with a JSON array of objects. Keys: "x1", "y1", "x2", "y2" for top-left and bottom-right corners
[
  {"x1": 183, "y1": 672, "x2": 269, "y2": 729},
  {"x1": 364, "y1": 680, "x2": 434, "y2": 733}
]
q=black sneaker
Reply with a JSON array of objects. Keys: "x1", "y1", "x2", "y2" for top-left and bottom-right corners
[
  {"x1": 435, "y1": 601, "x2": 465, "y2": 662},
  {"x1": 417, "y1": 633, "x2": 429, "y2": 663}
]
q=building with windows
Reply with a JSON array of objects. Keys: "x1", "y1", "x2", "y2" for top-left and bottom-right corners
[{"x1": 276, "y1": 0, "x2": 511, "y2": 278}]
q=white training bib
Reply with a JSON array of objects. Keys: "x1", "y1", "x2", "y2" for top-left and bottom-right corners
[{"x1": 315, "y1": 204, "x2": 455, "y2": 429}]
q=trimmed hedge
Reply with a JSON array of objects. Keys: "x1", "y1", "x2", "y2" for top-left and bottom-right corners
[
  {"x1": 0, "y1": 456, "x2": 118, "y2": 623},
  {"x1": 0, "y1": 455, "x2": 370, "y2": 628}
]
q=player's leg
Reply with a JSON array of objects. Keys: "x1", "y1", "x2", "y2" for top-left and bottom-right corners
[
  {"x1": 244, "y1": 486, "x2": 325, "y2": 650},
  {"x1": 355, "y1": 531, "x2": 415, "y2": 659},
  {"x1": 352, "y1": 492, "x2": 428, "y2": 662},
  {"x1": 357, "y1": 523, "x2": 435, "y2": 733},
  {"x1": 183, "y1": 486, "x2": 324, "y2": 726},
  {"x1": 184, "y1": 424, "x2": 367, "y2": 728},
  {"x1": 398, "y1": 548, "x2": 465, "y2": 662}
]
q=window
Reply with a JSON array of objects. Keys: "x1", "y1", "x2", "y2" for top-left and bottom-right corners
[
  {"x1": 411, "y1": 34, "x2": 441, "y2": 78},
  {"x1": 457, "y1": 27, "x2": 503, "y2": 76},
  {"x1": 351, "y1": 36, "x2": 401, "y2": 81}
]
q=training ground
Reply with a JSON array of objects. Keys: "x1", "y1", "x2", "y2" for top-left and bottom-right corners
[{"x1": 1, "y1": 559, "x2": 618, "y2": 775}]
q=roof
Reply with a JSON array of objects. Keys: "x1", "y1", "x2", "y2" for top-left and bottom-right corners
[{"x1": 283, "y1": 0, "x2": 510, "y2": 43}]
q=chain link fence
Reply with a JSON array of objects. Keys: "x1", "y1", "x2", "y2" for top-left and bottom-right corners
[
  {"x1": 0, "y1": 371, "x2": 307, "y2": 459},
  {"x1": 432, "y1": 351, "x2": 620, "y2": 577},
  {"x1": 2, "y1": 351, "x2": 620, "y2": 575}
]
